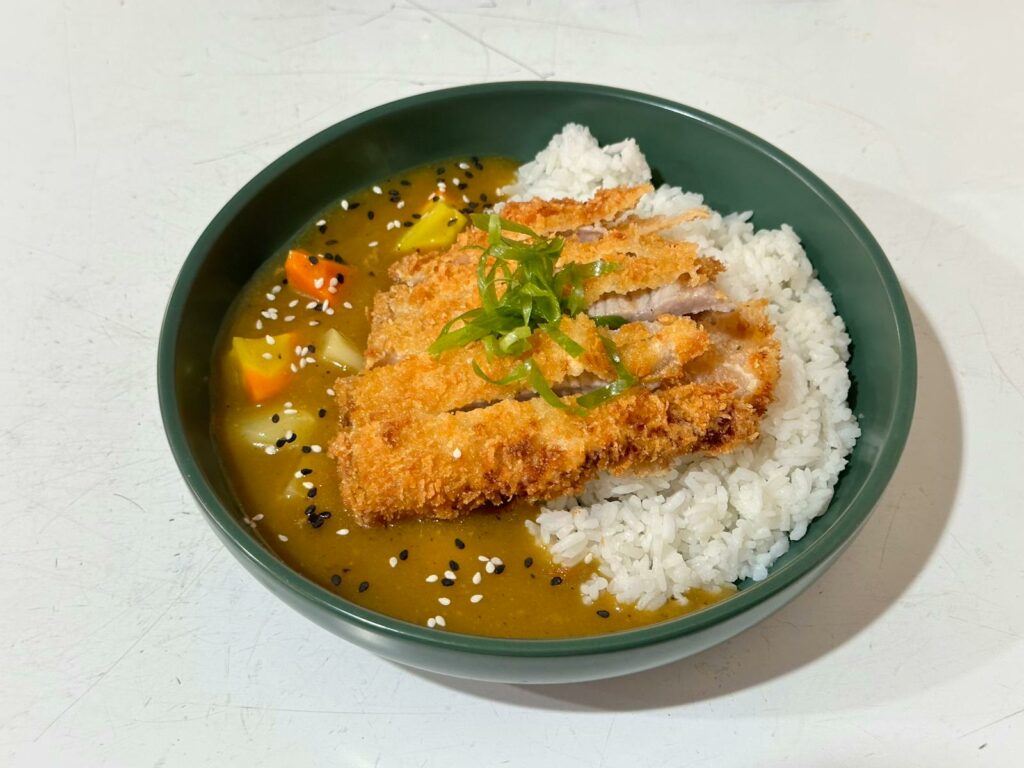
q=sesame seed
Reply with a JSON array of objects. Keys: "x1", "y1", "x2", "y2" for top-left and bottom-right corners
[
  {"x1": 425, "y1": 574, "x2": 439, "y2": 583},
  {"x1": 367, "y1": 211, "x2": 375, "y2": 220},
  {"x1": 596, "y1": 609, "x2": 610, "y2": 618},
  {"x1": 438, "y1": 597, "x2": 451, "y2": 606},
  {"x1": 470, "y1": 594, "x2": 483, "y2": 604},
  {"x1": 336, "y1": 528, "x2": 349, "y2": 536},
  {"x1": 550, "y1": 576, "x2": 563, "y2": 586},
  {"x1": 252, "y1": 514, "x2": 264, "y2": 521},
  {"x1": 399, "y1": 549, "x2": 409, "y2": 560},
  {"x1": 427, "y1": 618, "x2": 436, "y2": 628},
  {"x1": 485, "y1": 562, "x2": 495, "y2": 574},
  {"x1": 493, "y1": 563, "x2": 506, "y2": 575},
  {"x1": 358, "y1": 581, "x2": 369, "y2": 592},
  {"x1": 454, "y1": 538, "x2": 465, "y2": 549},
  {"x1": 458, "y1": 162, "x2": 470, "y2": 170},
  {"x1": 444, "y1": 570, "x2": 456, "y2": 580},
  {"x1": 316, "y1": 219, "x2": 327, "y2": 233},
  {"x1": 584, "y1": 552, "x2": 594, "y2": 564},
  {"x1": 452, "y1": 177, "x2": 461, "y2": 186},
  {"x1": 340, "y1": 199, "x2": 349, "y2": 210},
  {"x1": 255, "y1": 319, "x2": 263, "y2": 330},
  {"x1": 265, "y1": 293, "x2": 275, "y2": 302},
  {"x1": 300, "y1": 468, "x2": 313, "y2": 475},
  {"x1": 283, "y1": 315, "x2": 295, "y2": 322},
  {"x1": 313, "y1": 277, "x2": 324, "y2": 289},
  {"x1": 330, "y1": 574, "x2": 341, "y2": 586},
  {"x1": 472, "y1": 571, "x2": 482, "y2": 585},
  {"x1": 264, "y1": 446, "x2": 278, "y2": 455},
  {"x1": 343, "y1": 301, "x2": 353, "y2": 309},
  {"x1": 372, "y1": 185, "x2": 382, "y2": 194},
  {"x1": 397, "y1": 200, "x2": 405, "y2": 209},
  {"x1": 452, "y1": 447, "x2": 462, "y2": 459},
  {"x1": 278, "y1": 534, "x2": 289, "y2": 542},
  {"x1": 288, "y1": 299, "x2": 299, "y2": 307},
  {"x1": 265, "y1": 334, "x2": 275, "y2": 345},
  {"x1": 435, "y1": 616, "x2": 446, "y2": 627},
  {"x1": 310, "y1": 445, "x2": 322, "y2": 453},
  {"x1": 477, "y1": 555, "x2": 490, "y2": 562},
  {"x1": 524, "y1": 557, "x2": 533, "y2": 568},
  {"x1": 449, "y1": 560, "x2": 460, "y2": 572},
  {"x1": 389, "y1": 556, "x2": 398, "y2": 568},
  {"x1": 368, "y1": 241, "x2": 379, "y2": 247},
  {"x1": 302, "y1": 481, "x2": 314, "y2": 490},
  {"x1": 306, "y1": 488, "x2": 317, "y2": 499},
  {"x1": 318, "y1": 408, "x2": 327, "y2": 418},
  {"x1": 441, "y1": 578, "x2": 455, "y2": 587},
  {"x1": 261, "y1": 352, "x2": 273, "y2": 360},
  {"x1": 326, "y1": 388, "x2": 336, "y2": 396}
]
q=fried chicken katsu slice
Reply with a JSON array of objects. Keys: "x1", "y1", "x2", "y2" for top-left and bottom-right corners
[
  {"x1": 364, "y1": 230, "x2": 726, "y2": 368},
  {"x1": 341, "y1": 314, "x2": 709, "y2": 425},
  {"x1": 331, "y1": 302, "x2": 780, "y2": 526},
  {"x1": 499, "y1": 184, "x2": 653, "y2": 235}
]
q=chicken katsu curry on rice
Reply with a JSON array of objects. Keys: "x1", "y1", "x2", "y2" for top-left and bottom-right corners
[{"x1": 212, "y1": 125, "x2": 859, "y2": 638}]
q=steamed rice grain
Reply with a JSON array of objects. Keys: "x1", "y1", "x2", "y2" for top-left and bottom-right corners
[{"x1": 509, "y1": 125, "x2": 860, "y2": 610}]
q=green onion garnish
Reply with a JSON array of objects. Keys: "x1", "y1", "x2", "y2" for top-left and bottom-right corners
[{"x1": 430, "y1": 213, "x2": 636, "y2": 412}]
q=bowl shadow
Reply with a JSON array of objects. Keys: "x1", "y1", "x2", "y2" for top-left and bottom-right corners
[{"x1": 403, "y1": 288, "x2": 961, "y2": 710}]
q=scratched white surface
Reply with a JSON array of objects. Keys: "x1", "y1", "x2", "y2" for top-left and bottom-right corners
[{"x1": 2, "y1": 1, "x2": 1023, "y2": 765}]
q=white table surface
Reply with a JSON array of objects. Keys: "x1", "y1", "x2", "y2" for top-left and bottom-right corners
[{"x1": 3, "y1": 1, "x2": 1023, "y2": 765}]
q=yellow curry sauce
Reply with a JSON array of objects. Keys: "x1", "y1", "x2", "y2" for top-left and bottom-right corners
[{"x1": 211, "y1": 157, "x2": 730, "y2": 638}]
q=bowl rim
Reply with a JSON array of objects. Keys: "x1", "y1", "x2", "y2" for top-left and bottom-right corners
[{"x1": 158, "y1": 80, "x2": 917, "y2": 658}]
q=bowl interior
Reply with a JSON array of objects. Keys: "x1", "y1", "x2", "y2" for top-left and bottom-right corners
[{"x1": 159, "y1": 82, "x2": 915, "y2": 655}]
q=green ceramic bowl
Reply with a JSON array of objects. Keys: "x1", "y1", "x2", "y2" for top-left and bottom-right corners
[{"x1": 158, "y1": 82, "x2": 915, "y2": 684}]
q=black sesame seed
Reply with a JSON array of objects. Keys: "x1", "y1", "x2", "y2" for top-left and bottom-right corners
[
  {"x1": 454, "y1": 538, "x2": 465, "y2": 549},
  {"x1": 330, "y1": 574, "x2": 341, "y2": 586},
  {"x1": 302, "y1": 446, "x2": 311, "y2": 453},
  {"x1": 271, "y1": 414, "x2": 280, "y2": 423},
  {"x1": 449, "y1": 559, "x2": 460, "y2": 572},
  {"x1": 348, "y1": 202, "x2": 360, "y2": 209},
  {"x1": 309, "y1": 255, "x2": 319, "y2": 265},
  {"x1": 431, "y1": 195, "x2": 440, "y2": 202},
  {"x1": 275, "y1": 438, "x2": 287, "y2": 448},
  {"x1": 465, "y1": 170, "x2": 474, "y2": 179},
  {"x1": 307, "y1": 344, "x2": 316, "y2": 353},
  {"x1": 480, "y1": 193, "x2": 488, "y2": 202},
  {"x1": 412, "y1": 213, "x2": 422, "y2": 220},
  {"x1": 523, "y1": 557, "x2": 533, "y2": 568},
  {"x1": 388, "y1": 189, "x2": 398, "y2": 196},
  {"x1": 436, "y1": 166, "x2": 445, "y2": 175},
  {"x1": 307, "y1": 487, "x2": 317, "y2": 498},
  {"x1": 493, "y1": 563, "x2": 506, "y2": 575},
  {"x1": 368, "y1": 271, "x2": 376, "y2": 277},
  {"x1": 402, "y1": 221, "x2": 412, "y2": 227},
  {"x1": 550, "y1": 576, "x2": 563, "y2": 586},
  {"x1": 596, "y1": 609, "x2": 610, "y2": 618},
  {"x1": 318, "y1": 408, "x2": 327, "y2": 418},
  {"x1": 367, "y1": 210, "x2": 374, "y2": 220},
  {"x1": 325, "y1": 239, "x2": 338, "y2": 246},
  {"x1": 358, "y1": 581, "x2": 369, "y2": 593},
  {"x1": 300, "y1": 467, "x2": 313, "y2": 475},
  {"x1": 286, "y1": 433, "x2": 297, "y2": 443},
  {"x1": 336, "y1": 272, "x2": 345, "y2": 283},
  {"x1": 441, "y1": 578, "x2": 455, "y2": 587},
  {"x1": 317, "y1": 222, "x2": 327, "y2": 234},
  {"x1": 305, "y1": 504, "x2": 316, "y2": 516},
  {"x1": 446, "y1": 218, "x2": 457, "y2": 227},
  {"x1": 399, "y1": 549, "x2": 408, "y2": 561},
  {"x1": 400, "y1": 179, "x2": 411, "y2": 186}
]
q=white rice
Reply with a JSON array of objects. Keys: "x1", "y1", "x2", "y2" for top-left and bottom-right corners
[{"x1": 506, "y1": 124, "x2": 860, "y2": 611}]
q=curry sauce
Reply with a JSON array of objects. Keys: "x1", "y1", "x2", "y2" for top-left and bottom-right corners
[{"x1": 211, "y1": 157, "x2": 729, "y2": 639}]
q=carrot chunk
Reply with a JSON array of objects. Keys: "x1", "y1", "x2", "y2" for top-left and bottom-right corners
[{"x1": 285, "y1": 249, "x2": 352, "y2": 306}]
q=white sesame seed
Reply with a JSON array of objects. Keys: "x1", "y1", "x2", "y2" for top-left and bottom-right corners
[
  {"x1": 392, "y1": 219, "x2": 401, "y2": 228},
  {"x1": 477, "y1": 555, "x2": 489, "y2": 562},
  {"x1": 289, "y1": 363, "x2": 298, "y2": 373},
  {"x1": 462, "y1": 194, "x2": 470, "y2": 203},
  {"x1": 336, "y1": 528, "x2": 349, "y2": 536},
  {"x1": 264, "y1": 446, "x2": 278, "y2": 455},
  {"x1": 438, "y1": 597, "x2": 451, "y2": 606},
  {"x1": 265, "y1": 293, "x2": 276, "y2": 301},
  {"x1": 326, "y1": 388, "x2": 336, "y2": 396},
  {"x1": 285, "y1": 430, "x2": 294, "y2": 439},
  {"x1": 288, "y1": 299, "x2": 299, "y2": 308},
  {"x1": 458, "y1": 162, "x2": 470, "y2": 170},
  {"x1": 305, "y1": 356, "x2": 316, "y2": 364},
  {"x1": 427, "y1": 617, "x2": 436, "y2": 628},
  {"x1": 271, "y1": 285, "x2": 282, "y2": 294},
  {"x1": 329, "y1": 276, "x2": 338, "y2": 287},
  {"x1": 444, "y1": 569, "x2": 456, "y2": 580},
  {"x1": 321, "y1": 299, "x2": 329, "y2": 311},
  {"x1": 283, "y1": 408, "x2": 297, "y2": 415},
  {"x1": 397, "y1": 200, "x2": 405, "y2": 209},
  {"x1": 284, "y1": 402, "x2": 292, "y2": 407},
  {"x1": 325, "y1": 307, "x2": 335, "y2": 316},
  {"x1": 242, "y1": 516, "x2": 251, "y2": 524},
  {"x1": 294, "y1": 470, "x2": 304, "y2": 478},
  {"x1": 343, "y1": 301, "x2": 353, "y2": 309},
  {"x1": 302, "y1": 481, "x2": 314, "y2": 490},
  {"x1": 313, "y1": 277, "x2": 324, "y2": 289},
  {"x1": 261, "y1": 352, "x2": 273, "y2": 360},
  {"x1": 284, "y1": 315, "x2": 295, "y2": 322},
  {"x1": 389, "y1": 556, "x2": 398, "y2": 568},
  {"x1": 435, "y1": 616, "x2": 446, "y2": 627},
  {"x1": 252, "y1": 514, "x2": 264, "y2": 521},
  {"x1": 452, "y1": 447, "x2": 462, "y2": 459},
  {"x1": 327, "y1": 286, "x2": 338, "y2": 294},
  {"x1": 472, "y1": 572, "x2": 482, "y2": 585},
  {"x1": 308, "y1": 320, "x2": 320, "y2": 327},
  {"x1": 310, "y1": 445, "x2": 322, "y2": 453},
  {"x1": 278, "y1": 534, "x2": 288, "y2": 542},
  {"x1": 470, "y1": 594, "x2": 483, "y2": 603},
  {"x1": 255, "y1": 319, "x2": 263, "y2": 330},
  {"x1": 386, "y1": 221, "x2": 394, "y2": 231},
  {"x1": 265, "y1": 334, "x2": 275, "y2": 345},
  {"x1": 372, "y1": 185, "x2": 382, "y2": 194},
  {"x1": 584, "y1": 552, "x2": 594, "y2": 564},
  {"x1": 437, "y1": 181, "x2": 446, "y2": 191},
  {"x1": 306, "y1": 300, "x2": 318, "y2": 309},
  {"x1": 294, "y1": 345, "x2": 303, "y2": 356},
  {"x1": 452, "y1": 177, "x2": 461, "y2": 186},
  {"x1": 425, "y1": 574, "x2": 439, "y2": 583},
  {"x1": 368, "y1": 241, "x2": 379, "y2": 247},
  {"x1": 491, "y1": 557, "x2": 504, "y2": 567},
  {"x1": 316, "y1": 218, "x2": 326, "y2": 228},
  {"x1": 341, "y1": 199, "x2": 349, "y2": 210},
  {"x1": 485, "y1": 562, "x2": 495, "y2": 574}
]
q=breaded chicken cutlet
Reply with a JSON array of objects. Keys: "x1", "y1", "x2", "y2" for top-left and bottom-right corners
[{"x1": 330, "y1": 185, "x2": 780, "y2": 526}]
